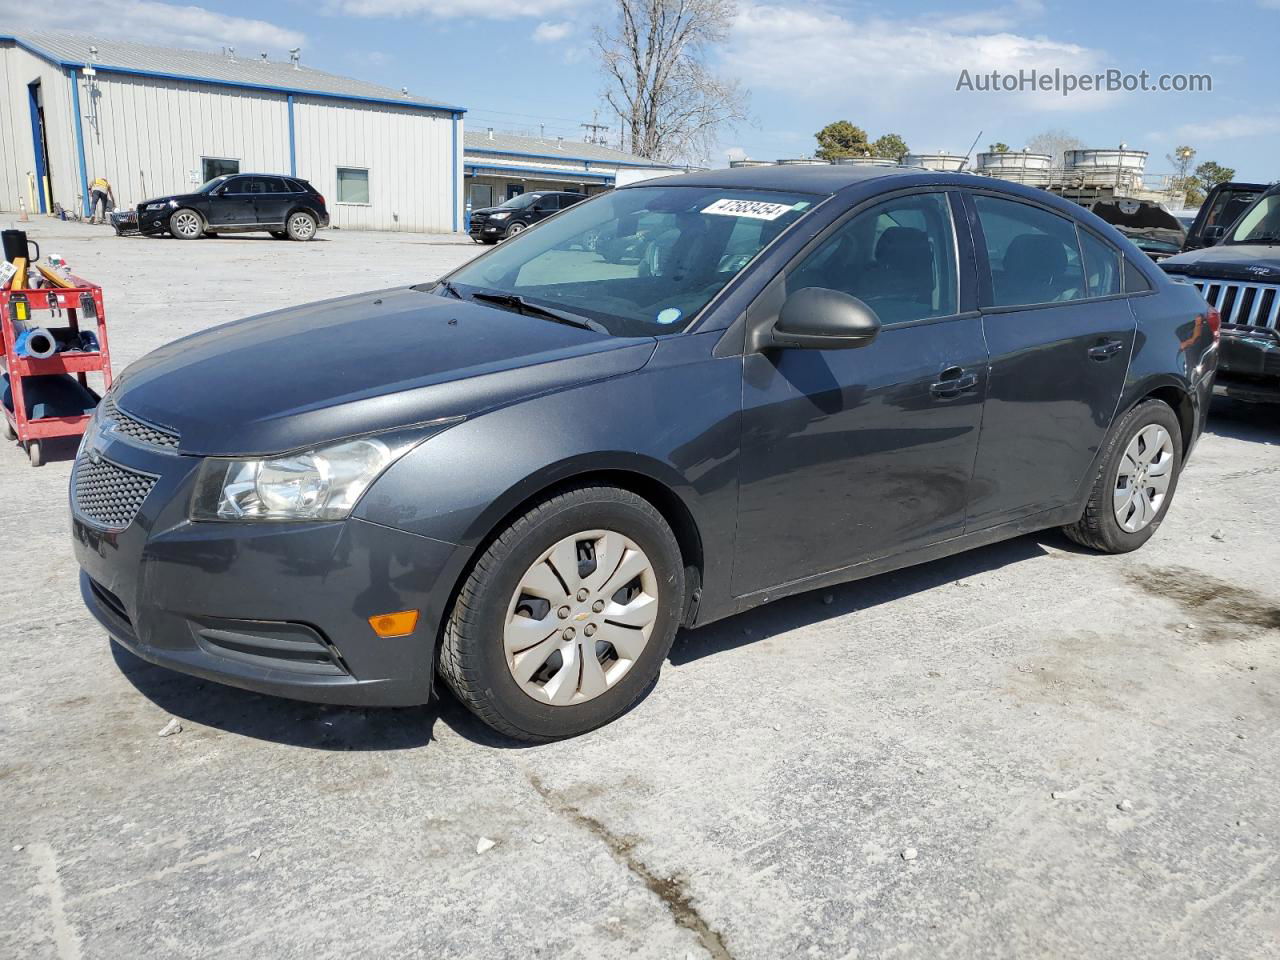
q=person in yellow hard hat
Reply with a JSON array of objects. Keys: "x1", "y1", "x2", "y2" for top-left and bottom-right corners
[{"x1": 88, "y1": 175, "x2": 114, "y2": 224}]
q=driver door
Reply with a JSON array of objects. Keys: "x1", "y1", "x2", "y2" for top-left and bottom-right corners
[{"x1": 732, "y1": 191, "x2": 988, "y2": 596}]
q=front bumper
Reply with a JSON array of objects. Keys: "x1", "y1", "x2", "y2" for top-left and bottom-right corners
[{"x1": 72, "y1": 427, "x2": 462, "y2": 706}]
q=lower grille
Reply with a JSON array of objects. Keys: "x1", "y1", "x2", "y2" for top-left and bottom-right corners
[
  {"x1": 72, "y1": 453, "x2": 157, "y2": 529},
  {"x1": 190, "y1": 618, "x2": 349, "y2": 676},
  {"x1": 1189, "y1": 277, "x2": 1280, "y2": 332},
  {"x1": 89, "y1": 578, "x2": 132, "y2": 626}
]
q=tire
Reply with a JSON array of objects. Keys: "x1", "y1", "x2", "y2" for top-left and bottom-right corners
[
  {"x1": 27, "y1": 440, "x2": 43, "y2": 467},
  {"x1": 168, "y1": 209, "x2": 203, "y2": 240},
  {"x1": 503, "y1": 221, "x2": 527, "y2": 239},
  {"x1": 439, "y1": 486, "x2": 686, "y2": 742},
  {"x1": 271, "y1": 231, "x2": 289, "y2": 240},
  {"x1": 286, "y1": 212, "x2": 317, "y2": 241},
  {"x1": 3, "y1": 419, "x2": 15, "y2": 441},
  {"x1": 1062, "y1": 399, "x2": 1183, "y2": 553}
]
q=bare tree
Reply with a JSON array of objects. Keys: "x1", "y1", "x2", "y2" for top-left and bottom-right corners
[
  {"x1": 1026, "y1": 128, "x2": 1084, "y2": 169},
  {"x1": 595, "y1": 0, "x2": 748, "y2": 165}
]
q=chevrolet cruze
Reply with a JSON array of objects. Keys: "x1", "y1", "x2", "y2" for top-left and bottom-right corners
[{"x1": 72, "y1": 166, "x2": 1218, "y2": 741}]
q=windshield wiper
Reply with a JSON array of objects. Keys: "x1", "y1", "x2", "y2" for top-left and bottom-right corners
[
  {"x1": 1242, "y1": 235, "x2": 1280, "y2": 244},
  {"x1": 436, "y1": 279, "x2": 463, "y2": 299},
  {"x1": 469, "y1": 292, "x2": 604, "y2": 332}
]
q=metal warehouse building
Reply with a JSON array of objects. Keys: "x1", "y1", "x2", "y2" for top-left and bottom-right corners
[
  {"x1": 463, "y1": 129, "x2": 679, "y2": 212},
  {"x1": 0, "y1": 32, "x2": 465, "y2": 232}
]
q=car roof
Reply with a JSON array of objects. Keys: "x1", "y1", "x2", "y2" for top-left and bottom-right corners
[{"x1": 624, "y1": 164, "x2": 923, "y2": 195}]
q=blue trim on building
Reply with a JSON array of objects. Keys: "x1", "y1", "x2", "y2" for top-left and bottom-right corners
[
  {"x1": 465, "y1": 163, "x2": 617, "y2": 183},
  {"x1": 68, "y1": 68, "x2": 92, "y2": 217},
  {"x1": 27, "y1": 81, "x2": 47, "y2": 214},
  {"x1": 464, "y1": 145, "x2": 677, "y2": 170},
  {"x1": 1, "y1": 35, "x2": 467, "y2": 115},
  {"x1": 287, "y1": 94, "x2": 297, "y2": 176},
  {"x1": 451, "y1": 113, "x2": 459, "y2": 233}
]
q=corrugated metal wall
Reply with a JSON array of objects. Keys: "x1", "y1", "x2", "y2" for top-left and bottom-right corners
[
  {"x1": 79, "y1": 72, "x2": 290, "y2": 209},
  {"x1": 1, "y1": 46, "x2": 461, "y2": 233},
  {"x1": 293, "y1": 96, "x2": 457, "y2": 232}
]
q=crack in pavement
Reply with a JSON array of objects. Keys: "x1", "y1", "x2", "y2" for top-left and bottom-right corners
[{"x1": 527, "y1": 774, "x2": 733, "y2": 960}]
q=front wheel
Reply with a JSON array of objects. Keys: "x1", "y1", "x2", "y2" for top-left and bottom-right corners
[
  {"x1": 286, "y1": 212, "x2": 317, "y2": 241},
  {"x1": 503, "y1": 221, "x2": 527, "y2": 240},
  {"x1": 1063, "y1": 399, "x2": 1183, "y2": 553},
  {"x1": 439, "y1": 486, "x2": 685, "y2": 742},
  {"x1": 168, "y1": 209, "x2": 203, "y2": 240}
]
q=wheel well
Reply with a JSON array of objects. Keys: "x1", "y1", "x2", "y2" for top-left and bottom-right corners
[{"x1": 1140, "y1": 385, "x2": 1195, "y2": 457}]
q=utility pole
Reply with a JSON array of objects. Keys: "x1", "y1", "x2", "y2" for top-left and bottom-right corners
[{"x1": 582, "y1": 114, "x2": 609, "y2": 145}]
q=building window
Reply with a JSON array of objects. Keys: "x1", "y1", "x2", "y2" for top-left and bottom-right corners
[
  {"x1": 201, "y1": 157, "x2": 239, "y2": 182},
  {"x1": 337, "y1": 167, "x2": 370, "y2": 204}
]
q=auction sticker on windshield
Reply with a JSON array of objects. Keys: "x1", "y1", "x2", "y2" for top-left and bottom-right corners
[{"x1": 702, "y1": 198, "x2": 796, "y2": 220}]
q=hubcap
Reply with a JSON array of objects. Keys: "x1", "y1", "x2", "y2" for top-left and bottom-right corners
[
  {"x1": 291, "y1": 215, "x2": 314, "y2": 239},
  {"x1": 504, "y1": 529, "x2": 659, "y2": 706},
  {"x1": 174, "y1": 212, "x2": 198, "y2": 236},
  {"x1": 1114, "y1": 424, "x2": 1175, "y2": 533}
]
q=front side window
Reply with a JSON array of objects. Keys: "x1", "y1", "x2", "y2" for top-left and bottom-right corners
[
  {"x1": 787, "y1": 192, "x2": 958, "y2": 324},
  {"x1": 974, "y1": 195, "x2": 1084, "y2": 307},
  {"x1": 337, "y1": 167, "x2": 370, "y2": 204},
  {"x1": 1229, "y1": 193, "x2": 1280, "y2": 244},
  {"x1": 1078, "y1": 229, "x2": 1121, "y2": 297},
  {"x1": 446, "y1": 186, "x2": 818, "y2": 336}
]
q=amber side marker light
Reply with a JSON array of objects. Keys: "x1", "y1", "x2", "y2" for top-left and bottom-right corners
[{"x1": 369, "y1": 610, "x2": 419, "y2": 638}]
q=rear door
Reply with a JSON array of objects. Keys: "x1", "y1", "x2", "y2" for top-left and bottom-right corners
[
  {"x1": 733, "y1": 190, "x2": 988, "y2": 595},
  {"x1": 251, "y1": 177, "x2": 293, "y2": 226},
  {"x1": 962, "y1": 192, "x2": 1136, "y2": 530}
]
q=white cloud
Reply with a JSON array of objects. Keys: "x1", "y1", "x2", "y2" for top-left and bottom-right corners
[
  {"x1": 333, "y1": 0, "x2": 583, "y2": 19},
  {"x1": 725, "y1": 3, "x2": 1111, "y2": 113},
  {"x1": 533, "y1": 21, "x2": 573, "y2": 43},
  {"x1": 1175, "y1": 113, "x2": 1280, "y2": 141},
  {"x1": 0, "y1": 0, "x2": 306, "y2": 50}
]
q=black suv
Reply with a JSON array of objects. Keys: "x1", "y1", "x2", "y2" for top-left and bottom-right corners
[
  {"x1": 469, "y1": 191, "x2": 586, "y2": 243},
  {"x1": 1162, "y1": 183, "x2": 1280, "y2": 402},
  {"x1": 137, "y1": 174, "x2": 329, "y2": 241}
]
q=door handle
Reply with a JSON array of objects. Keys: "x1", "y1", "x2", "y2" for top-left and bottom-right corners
[
  {"x1": 1088, "y1": 339, "x2": 1125, "y2": 360},
  {"x1": 930, "y1": 367, "x2": 978, "y2": 398}
]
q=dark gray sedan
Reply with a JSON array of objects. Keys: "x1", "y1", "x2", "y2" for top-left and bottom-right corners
[{"x1": 72, "y1": 165, "x2": 1218, "y2": 741}]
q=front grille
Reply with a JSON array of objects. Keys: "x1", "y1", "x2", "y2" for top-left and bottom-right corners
[
  {"x1": 100, "y1": 395, "x2": 180, "y2": 449},
  {"x1": 72, "y1": 453, "x2": 157, "y2": 529},
  {"x1": 1189, "y1": 277, "x2": 1280, "y2": 332}
]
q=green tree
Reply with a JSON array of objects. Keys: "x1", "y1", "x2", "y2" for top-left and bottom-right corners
[
  {"x1": 871, "y1": 133, "x2": 909, "y2": 161},
  {"x1": 815, "y1": 121, "x2": 871, "y2": 160},
  {"x1": 1166, "y1": 145, "x2": 1200, "y2": 207},
  {"x1": 1195, "y1": 160, "x2": 1236, "y2": 194},
  {"x1": 988, "y1": 142, "x2": 1010, "y2": 153}
]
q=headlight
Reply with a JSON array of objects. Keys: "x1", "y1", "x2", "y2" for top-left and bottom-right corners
[
  {"x1": 489, "y1": 211, "x2": 511, "y2": 220},
  {"x1": 190, "y1": 422, "x2": 458, "y2": 522}
]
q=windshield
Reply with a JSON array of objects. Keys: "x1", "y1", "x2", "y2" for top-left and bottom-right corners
[
  {"x1": 196, "y1": 177, "x2": 230, "y2": 194},
  {"x1": 447, "y1": 185, "x2": 820, "y2": 335},
  {"x1": 1229, "y1": 193, "x2": 1280, "y2": 244},
  {"x1": 498, "y1": 193, "x2": 541, "y2": 210}
]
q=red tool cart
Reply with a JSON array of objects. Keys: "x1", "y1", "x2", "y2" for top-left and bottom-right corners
[{"x1": 1, "y1": 276, "x2": 112, "y2": 466}]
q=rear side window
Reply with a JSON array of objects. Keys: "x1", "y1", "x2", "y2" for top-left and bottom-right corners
[
  {"x1": 1123, "y1": 258, "x2": 1152, "y2": 293},
  {"x1": 1078, "y1": 229, "x2": 1121, "y2": 297},
  {"x1": 974, "y1": 195, "x2": 1084, "y2": 307},
  {"x1": 788, "y1": 191, "x2": 958, "y2": 324}
]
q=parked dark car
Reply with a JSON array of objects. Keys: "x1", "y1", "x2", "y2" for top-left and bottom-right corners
[
  {"x1": 1082, "y1": 198, "x2": 1186, "y2": 261},
  {"x1": 469, "y1": 190, "x2": 586, "y2": 243},
  {"x1": 1161, "y1": 183, "x2": 1280, "y2": 402},
  {"x1": 1183, "y1": 181, "x2": 1268, "y2": 251},
  {"x1": 73, "y1": 166, "x2": 1217, "y2": 741},
  {"x1": 137, "y1": 174, "x2": 329, "y2": 241}
]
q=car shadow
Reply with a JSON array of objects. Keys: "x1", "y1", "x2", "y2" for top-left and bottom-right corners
[
  {"x1": 670, "y1": 533, "x2": 1052, "y2": 665},
  {"x1": 31, "y1": 435, "x2": 81, "y2": 465},
  {"x1": 1206, "y1": 396, "x2": 1279, "y2": 445}
]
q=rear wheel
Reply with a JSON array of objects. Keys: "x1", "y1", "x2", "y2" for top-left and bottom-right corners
[
  {"x1": 286, "y1": 212, "x2": 317, "y2": 241},
  {"x1": 1063, "y1": 399, "x2": 1182, "y2": 553},
  {"x1": 168, "y1": 209, "x2": 203, "y2": 240},
  {"x1": 439, "y1": 486, "x2": 685, "y2": 742}
]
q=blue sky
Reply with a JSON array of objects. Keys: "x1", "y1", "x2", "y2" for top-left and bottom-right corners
[{"x1": 28, "y1": 0, "x2": 1279, "y2": 180}]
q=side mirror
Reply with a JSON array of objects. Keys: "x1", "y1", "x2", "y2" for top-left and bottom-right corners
[
  {"x1": 1202, "y1": 224, "x2": 1226, "y2": 245},
  {"x1": 770, "y1": 287, "x2": 881, "y2": 350}
]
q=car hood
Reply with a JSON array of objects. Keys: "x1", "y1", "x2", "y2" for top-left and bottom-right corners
[
  {"x1": 1160, "y1": 244, "x2": 1280, "y2": 279},
  {"x1": 137, "y1": 194, "x2": 200, "y2": 208},
  {"x1": 111, "y1": 287, "x2": 657, "y2": 456},
  {"x1": 472, "y1": 206, "x2": 519, "y2": 216}
]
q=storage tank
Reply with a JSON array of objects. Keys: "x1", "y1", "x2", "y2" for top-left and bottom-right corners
[
  {"x1": 903, "y1": 152, "x2": 967, "y2": 172},
  {"x1": 832, "y1": 156, "x2": 899, "y2": 167},
  {"x1": 1064, "y1": 147, "x2": 1148, "y2": 190},
  {"x1": 728, "y1": 159, "x2": 775, "y2": 168},
  {"x1": 975, "y1": 151, "x2": 1054, "y2": 185},
  {"x1": 775, "y1": 158, "x2": 830, "y2": 165}
]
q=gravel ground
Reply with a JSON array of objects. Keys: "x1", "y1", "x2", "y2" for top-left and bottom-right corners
[{"x1": 2, "y1": 219, "x2": 1278, "y2": 960}]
